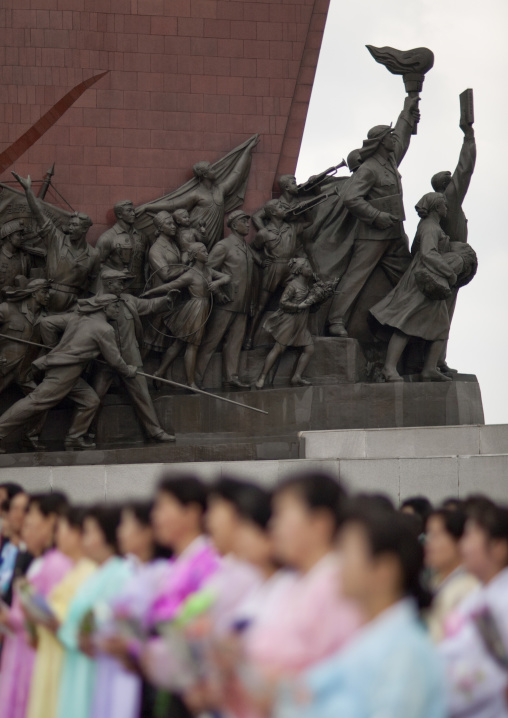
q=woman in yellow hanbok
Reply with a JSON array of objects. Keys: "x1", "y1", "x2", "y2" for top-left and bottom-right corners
[{"x1": 26, "y1": 507, "x2": 96, "y2": 718}]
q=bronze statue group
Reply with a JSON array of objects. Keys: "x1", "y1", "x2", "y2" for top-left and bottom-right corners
[{"x1": 0, "y1": 85, "x2": 476, "y2": 452}]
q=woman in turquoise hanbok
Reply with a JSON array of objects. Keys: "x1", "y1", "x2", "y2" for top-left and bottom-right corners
[{"x1": 56, "y1": 505, "x2": 132, "y2": 718}]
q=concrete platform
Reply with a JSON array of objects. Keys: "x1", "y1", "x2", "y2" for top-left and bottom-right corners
[
  {"x1": 299, "y1": 424, "x2": 508, "y2": 460},
  {"x1": 2, "y1": 449, "x2": 508, "y2": 506}
]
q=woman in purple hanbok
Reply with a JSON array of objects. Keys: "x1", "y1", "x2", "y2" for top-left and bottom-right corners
[
  {"x1": 95, "y1": 501, "x2": 172, "y2": 718},
  {"x1": 0, "y1": 493, "x2": 71, "y2": 718}
]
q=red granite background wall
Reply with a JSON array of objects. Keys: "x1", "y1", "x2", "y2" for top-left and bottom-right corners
[{"x1": 0, "y1": 0, "x2": 330, "y2": 240}]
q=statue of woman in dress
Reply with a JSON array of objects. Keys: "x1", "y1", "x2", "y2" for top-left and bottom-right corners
[
  {"x1": 255, "y1": 258, "x2": 336, "y2": 389},
  {"x1": 370, "y1": 192, "x2": 465, "y2": 383},
  {"x1": 136, "y1": 135, "x2": 259, "y2": 250},
  {"x1": 142, "y1": 242, "x2": 231, "y2": 389}
]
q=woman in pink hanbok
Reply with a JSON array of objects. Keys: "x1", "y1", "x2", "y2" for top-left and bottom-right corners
[
  {"x1": 103, "y1": 476, "x2": 220, "y2": 718},
  {"x1": 0, "y1": 493, "x2": 71, "y2": 718},
  {"x1": 245, "y1": 472, "x2": 362, "y2": 675},
  {"x1": 215, "y1": 472, "x2": 362, "y2": 718}
]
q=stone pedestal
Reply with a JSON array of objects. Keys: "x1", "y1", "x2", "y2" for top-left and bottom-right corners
[
  {"x1": 0, "y1": 338, "x2": 484, "y2": 461},
  {"x1": 2, "y1": 425, "x2": 508, "y2": 508}
]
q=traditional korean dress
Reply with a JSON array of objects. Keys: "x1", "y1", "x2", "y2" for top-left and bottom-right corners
[
  {"x1": 246, "y1": 553, "x2": 361, "y2": 674},
  {"x1": 140, "y1": 537, "x2": 221, "y2": 691},
  {"x1": 26, "y1": 558, "x2": 97, "y2": 718},
  {"x1": 206, "y1": 554, "x2": 262, "y2": 638},
  {"x1": 90, "y1": 558, "x2": 171, "y2": 718},
  {"x1": 277, "y1": 599, "x2": 446, "y2": 718},
  {"x1": 0, "y1": 550, "x2": 71, "y2": 718},
  {"x1": 439, "y1": 567, "x2": 508, "y2": 718},
  {"x1": 425, "y1": 567, "x2": 479, "y2": 643},
  {"x1": 56, "y1": 556, "x2": 132, "y2": 718}
]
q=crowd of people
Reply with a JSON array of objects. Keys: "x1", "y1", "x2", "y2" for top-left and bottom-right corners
[{"x1": 0, "y1": 473, "x2": 507, "y2": 718}]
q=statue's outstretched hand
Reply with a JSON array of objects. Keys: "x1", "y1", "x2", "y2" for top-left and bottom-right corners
[{"x1": 12, "y1": 172, "x2": 31, "y2": 190}]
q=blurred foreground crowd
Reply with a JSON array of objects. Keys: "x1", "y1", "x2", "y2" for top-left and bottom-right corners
[{"x1": 0, "y1": 473, "x2": 507, "y2": 718}]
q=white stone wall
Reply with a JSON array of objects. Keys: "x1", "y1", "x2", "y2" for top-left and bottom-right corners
[{"x1": 2, "y1": 444, "x2": 508, "y2": 508}]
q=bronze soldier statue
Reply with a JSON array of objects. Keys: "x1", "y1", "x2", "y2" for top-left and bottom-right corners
[
  {"x1": 93, "y1": 268, "x2": 176, "y2": 443},
  {"x1": 0, "y1": 220, "x2": 34, "y2": 292},
  {"x1": 0, "y1": 279, "x2": 51, "y2": 450},
  {"x1": 96, "y1": 200, "x2": 149, "y2": 296},
  {"x1": 12, "y1": 172, "x2": 99, "y2": 313},
  {"x1": 195, "y1": 209, "x2": 262, "y2": 390},
  {"x1": 251, "y1": 174, "x2": 300, "y2": 230},
  {"x1": 252, "y1": 166, "x2": 343, "y2": 232},
  {"x1": 327, "y1": 95, "x2": 420, "y2": 337},
  {"x1": 245, "y1": 199, "x2": 307, "y2": 349},
  {"x1": 0, "y1": 294, "x2": 137, "y2": 452}
]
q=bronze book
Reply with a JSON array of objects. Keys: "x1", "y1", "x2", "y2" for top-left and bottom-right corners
[
  {"x1": 460, "y1": 88, "x2": 474, "y2": 126},
  {"x1": 367, "y1": 193, "x2": 405, "y2": 221}
]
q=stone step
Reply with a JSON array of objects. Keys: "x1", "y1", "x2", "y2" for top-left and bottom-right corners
[
  {"x1": 93, "y1": 377, "x2": 483, "y2": 445},
  {"x1": 0, "y1": 432, "x2": 299, "y2": 468},
  {"x1": 300, "y1": 424, "x2": 508, "y2": 460}
]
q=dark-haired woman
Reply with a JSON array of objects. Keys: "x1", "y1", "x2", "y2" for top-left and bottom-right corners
[
  {"x1": 277, "y1": 503, "x2": 446, "y2": 718},
  {"x1": 95, "y1": 502, "x2": 172, "y2": 718},
  {"x1": 205, "y1": 479, "x2": 267, "y2": 637},
  {"x1": 424, "y1": 509, "x2": 479, "y2": 642},
  {"x1": 26, "y1": 506, "x2": 96, "y2": 718},
  {"x1": 439, "y1": 502, "x2": 508, "y2": 718},
  {"x1": 119, "y1": 477, "x2": 220, "y2": 714},
  {"x1": 56, "y1": 505, "x2": 132, "y2": 718},
  {"x1": 245, "y1": 472, "x2": 360, "y2": 677},
  {"x1": 216, "y1": 485, "x2": 292, "y2": 718},
  {"x1": 0, "y1": 493, "x2": 71, "y2": 718}
]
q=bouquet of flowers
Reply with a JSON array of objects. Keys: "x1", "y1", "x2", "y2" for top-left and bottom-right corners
[
  {"x1": 16, "y1": 578, "x2": 56, "y2": 625},
  {"x1": 154, "y1": 588, "x2": 217, "y2": 692},
  {"x1": 301, "y1": 277, "x2": 339, "y2": 309}
]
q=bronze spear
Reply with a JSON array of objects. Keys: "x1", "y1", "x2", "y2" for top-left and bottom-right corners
[{"x1": 0, "y1": 333, "x2": 268, "y2": 416}]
